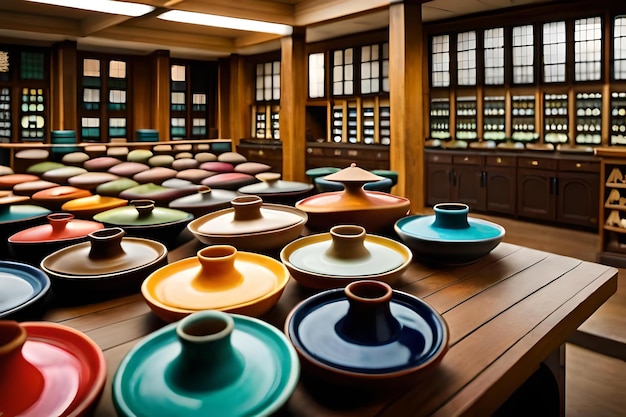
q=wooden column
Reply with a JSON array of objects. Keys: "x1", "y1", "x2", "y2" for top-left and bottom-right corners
[
  {"x1": 50, "y1": 41, "x2": 77, "y2": 131},
  {"x1": 224, "y1": 54, "x2": 250, "y2": 148},
  {"x1": 389, "y1": 0, "x2": 427, "y2": 213},
  {"x1": 217, "y1": 57, "x2": 231, "y2": 139},
  {"x1": 280, "y1": 27, "x2": 307, "y2": 182},
  {"x1": 151, "y1": 50, "x2": 170, "y2": 141}
]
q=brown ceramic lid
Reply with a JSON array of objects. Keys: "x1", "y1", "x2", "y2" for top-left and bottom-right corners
[
  {"x1": 8, "y1": 213, "x2": 104, "y2": 243},
  {"x1": 41, "y1": 228, "x2": 167, "y2": 277},
  {"x1": 194, "y1": 195, "x2": 304, "y2": 235}
]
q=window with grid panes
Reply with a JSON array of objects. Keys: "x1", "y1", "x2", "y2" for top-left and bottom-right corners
[
  {"x1": 82, "y1": 59, "x2": 100, "y2": 111},
  {"x1": 20, "y1": 52, "x2": 44, "y2": 80},
  {"x1": 512, "y1": 25, "x2": 534, "y2": 84},
  {"x1": 192, "y1": 118, "x2": 206, "y2": 136},
  {"x1": 381, "y1": 42, "x2": 389, "y2": 92},
  {"x1": 171, "y1": 117, "x2": 185, "y2": 139},
  {"x1": 171, "y1": 64, "x2": 186, "y2": 112},
  {"x1": 431, "y1": 35, "x2": 450, "y2": 87},
  {"x1": 457, "y1": 31, "x2": 476, "y2": 85},
  {"x1": 543, "y1": 21, "x2": 566, "y2": 83},
  {"x1": 81, "y1": 117, "x2": 100, "y2": 141},
  {"x1": 109, "y1": 118, "x2": 126, "y2": 139},
  {"x1": 484, "y1": 28, "x2": 504, "y2": 85},
  {"x1": 575, "y1": 17, "x2": 602, "y2": 81},
  {"x1": 308, "y1": 52, "x2": 325, "y2": 99},
  {"x1": 108, "y1": 60, "x2": 127, "y2": 111},
  {"x1": 614, "y1": 16, "x2": 626, "y2": 80},
  {"x1": 361, "y1": 44, "x2": 380, "y2": 94},
  {"x1": 256, "y1": 61, "x2": 280, "y2": 101},
  {"x1": 332, "y1": 48, "x2": 354, "y2": 96},
  {"x1": 79, "y1": 56, "x2": 129, "y2": 141}
]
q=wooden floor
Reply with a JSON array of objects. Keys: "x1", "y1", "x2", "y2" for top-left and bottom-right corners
[{"x1": 475, "y1": 213, "x2": 626, "y2": 417}]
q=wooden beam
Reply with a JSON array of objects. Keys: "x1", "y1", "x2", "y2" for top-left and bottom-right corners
[
  {"x1": 97, "y1": 26, "x2": 235, "y2": 53},
  {"x1": 50, "y1": 41, "x2": 78, "y2": 132},
  {"x1": 389, "y1": 0, "x2": 427, "y2": 213},
  {"x1": 294, "y1": 0, "x2": 390, "y2": 26},
  {"x1": 280, "y1": 27, "x2": 307, "y2": 182},
  {"x1": 79, "y1": 15, "x2": 134, "y2": 36}
]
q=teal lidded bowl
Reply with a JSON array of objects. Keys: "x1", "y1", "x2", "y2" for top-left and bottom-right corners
[
  {"x1": 113, "y1": 310, "x2": 300, "y2": 417},
  {"x1": 394, "y1": 202, "x2": 505, "y2": 265}
]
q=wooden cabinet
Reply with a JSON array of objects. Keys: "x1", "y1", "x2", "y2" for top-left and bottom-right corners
[
  {"x1": 305, "y1": 142, "x2": 389, "y2": 171},
  {"x1": 516, "y1": 155, "x2": 599, "y2": 228},
  {"x1": 425, "y1": 150, "x2": 485, "y2": 210},
  {"x1": 556, "y1": 159, "x2": 599, "y2": 229},
  {"x1": 516, "y1": 156, "x2": 558, "y2": 221},
  {"x1": 425, "y1": 149, "x2": 600, "y2": 230},
  {"x1": 485, "y1": 155, "x2": 516, "y2": 215},
  {"x1": 595, "y1": 148, "x2": 626, "y2": 267}
]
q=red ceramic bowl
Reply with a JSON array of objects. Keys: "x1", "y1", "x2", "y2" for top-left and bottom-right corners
[{"x1": 0, "y1": 320, "x2": 106, "y2": 417}]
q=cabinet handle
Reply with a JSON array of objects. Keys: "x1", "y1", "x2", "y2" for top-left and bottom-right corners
[
  {"x1": 551, "y1": 177, "x2": 558, "y2": 195},
  {"x1": 481, "y1": 171, "x2": 487, "y2": 187},
  {"x1": 576, "y1": 163, "x2": 582, "y2": 169},
  {"x1": 531, "y1": 160, "x2": 539, "y2": 166}
]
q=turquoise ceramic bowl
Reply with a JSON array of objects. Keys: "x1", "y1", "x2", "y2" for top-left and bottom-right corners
[
  {"x1": 394, "y1": 202, "x2": 505, "y2": 265},
  {"x1": 113, "y1": 312, "x2": 300, "y2": 417}
]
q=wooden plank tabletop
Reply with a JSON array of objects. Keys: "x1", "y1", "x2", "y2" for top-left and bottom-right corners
[{"x1": 41, "y1": 234, "x2": 618, "y2": 417}]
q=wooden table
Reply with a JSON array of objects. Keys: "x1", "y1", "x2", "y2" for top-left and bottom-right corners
[{"x1": 42, "y1": 234, "x2": 618, "y2": 417}]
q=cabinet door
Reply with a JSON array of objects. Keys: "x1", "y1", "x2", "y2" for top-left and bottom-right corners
[
  {"x1": 486, "y1": 166, "x2": 516, "y2": 215},
  {"x1": 556, "y1": 171, "x2": 599, "y2": 228},
  {"x1": 517, "y1": 168, "x2": 555, "y2": 221},
  {"x1": 426, "y1": 163, "x2": 453, "y2": 206},
  {"x1": 454, "y1": 164, "x2": 486, "y2": 211}
]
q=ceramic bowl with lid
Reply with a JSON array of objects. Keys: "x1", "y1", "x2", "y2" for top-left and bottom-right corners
[
  {"x1": 168, "y1": 186, "x2": 238, "y2": 217},
  {"x1": 41, "y1": 227, "x2": 168, "y2": 300},
  {"x1": 141, "y1": 245, "x2": 290, "y2": 322},
  {"x1": 93, "y1": 199, "x2": 194, "y2": 246},
  {"x1": 280, "y1": 225, "x2": 412, "y2": 289},
  {"x1": 188, "y1": 195, "x2": 307, "y2": 252},
  {"x1": 394, "y1": 202, "x2": 505, "y2": 265},
  {"x1": 0, "y1": 196, "x2": 51, "y2": 254},
  {"x1": 284, "y1": 280, "x2": 449, "y2": 387},
  {"x1": 237, "y1": 172, "x2": 315, "y2": 205},
  {"x1": 8, "y1": 213, "x2": 104, "y2": 265},
  {"x1": 295, "y1": 164, "x2": 410, "y2": 233},
  {"x1": 113, "y1": 310, "x2": 299, "y2": 417},
  {"x1": 0, "y1": 320, "x2": 106, "y2": 417}
]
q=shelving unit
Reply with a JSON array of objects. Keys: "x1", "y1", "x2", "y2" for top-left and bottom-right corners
[
  {"x1": 429, "y1": 97, "x2": 451, "y2": 140},
  {"x1": 575, "y1": 92, "x2": 602, "y2": 145},
  {"x1": 331, "y1": 104, "x2": 343, "y2": 143},
  {"x1": 379, "y1": 105, "x2": 390, "y2": 145},
  {"x1": 347, "y1": 103, "x2": 358, "y2": 143},
  {"x1": 455, "y1": 96, "x2": 478, "y2": 140},
  {"x1": 362, "y1": 105, "x2": 375, "y2": 144},
  {"x1": 610, "y1": 92, "x2": 626, "y2": 146},
  {"x1": 511, "y1": 95, "x2": 536, "y2": 141},
  {"x1": 596, "y1": 147, "x2": 626, "y2": 267},
  {"x1": 543, "y1": 93, "x2": 569, "y2": 144},
  {"x1": 483, "y1": 96, "x2": 506, "y2": 141}
]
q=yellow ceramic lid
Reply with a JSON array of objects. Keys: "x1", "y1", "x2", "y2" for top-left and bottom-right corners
[{"x1": 142, "y1": 245, "x2": 289, "y2": 311}]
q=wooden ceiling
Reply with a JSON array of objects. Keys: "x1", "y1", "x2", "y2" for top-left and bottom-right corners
[{"x1": 0, "y1": 0, "x2": 555, "y2": 59}]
